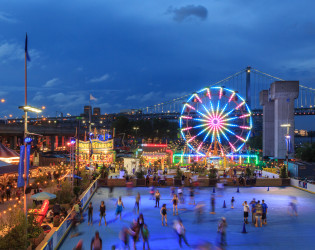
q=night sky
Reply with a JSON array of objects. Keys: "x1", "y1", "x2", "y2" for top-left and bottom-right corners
[{"x1": 0, "y1": 0, "x2": 315, "y2": 129}]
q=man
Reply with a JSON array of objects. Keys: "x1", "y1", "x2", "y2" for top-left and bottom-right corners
[
  {"x1": 249, "y1": 198, "x2": 256, "y2": 224},
  {"x1": 261, "y1": 200, "x2": 268, "y2": 225},
  {"x1": 255, "y1": 200, "x2": 263, "y2": 227},
  {"x1": 91, "y1": 231, "x2": 102, "y2": 250},
  {"x1": 174, "y1": 219, "x2": 190, "y2": 248}
]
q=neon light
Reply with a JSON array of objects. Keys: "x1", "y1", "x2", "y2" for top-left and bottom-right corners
[
  {"x1": 141, "y1": 144, "x2": 167, "y2": 147},
  {"x1": 181, "y1": 116, "x2": 192, "y2": 119},
  {"x1": 228, "y1": 92, "x2": 235, "y2": 102},
  {"x1": 179, "y1": 86, "x2": 252, "y2": 155}
]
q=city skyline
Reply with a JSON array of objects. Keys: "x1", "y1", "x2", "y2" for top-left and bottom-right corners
[{"x1": 0, "y1": 0, "x2": 315, "y2": 129}]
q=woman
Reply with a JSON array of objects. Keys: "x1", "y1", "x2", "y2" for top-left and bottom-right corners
[
  {"x1": 172, "y1": 194, "x2": 178, "y2": 215},
  {"x1": 116, "y1": 196, "x2": 125, "y2": 220},
  {"x1": 134, "y1": 192, "x2": 141, "y2": 214},
  {"x1": 99, "y1": 201, "x2": 107, "y2": 226},
  {"x1": 88, "y1": 202, "x2": 93, "y2": 226},
  {"x1": 155, "y1": 190, "x2": 160, "y2": 208},
  {"x1": 160, "y1": 204, "x2": 167, "y2": 226}
]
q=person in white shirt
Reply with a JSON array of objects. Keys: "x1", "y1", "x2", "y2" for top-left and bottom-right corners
[{"x1": 242, "y1": 201, "x2": 250, "y2": 224}]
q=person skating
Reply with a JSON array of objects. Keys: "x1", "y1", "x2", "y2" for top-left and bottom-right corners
[
  {"x1": 142, "y1": 224, "x2": 150, "y2": 250},
  {"x1": 261, "y1": 200, "x2": 268, "y2": 225},
  {"x1": 68, "y1": 211, "x2": 80, "y2": 238},
  {"x1": 160, "y1": 204, "x2": 168, "y2": 226},
  {"x1": 134, "y1": 192, "x2": 141, "y2": 214},
  {"x1": 231, "y1": 197, "x2": 235, "y2": 209},
  {"x1": 130, "y1": 219, "x2": 140, "y2": 249},
  {"x1": 255, "y1": 200, "x2": 263, "y2": 227},
  {"x1": 88, "y1": 202, "x2": 93, "y2": 226},
  {"x1": 149, "y1": 186, "x2": 155, "y2": 200},
  {"x1": 91, "y1": 231, "x2": 102, "y2": 250},
  {"x1": 178, "y1": 187, "x2": 184, "y2": 203},
  {"x1": 119, "y1": 227, "x2": 131, "y2": 250},
  {"x1": 189, "y1": 187, "x2": 195, "y2": 205},
  {"x1": 172, "y1": 194, "x2": 179, "y2": 215},
  {"x1": 155, "y1": 190, "x2": 160, "y2": 208},
  {"x1": 137, "y1": 213, "x2": 145, "y2": 235},
  {"x1": 217, "y1": 217, "x2": 227, "y2": 247},
  {"x1": 174, "y1": 219, "x2": 190, "y2": 248},
  {"x1": 249, "y1": 198, "x2": 256, "y2": 224},
  {"x1": 210, "y1": 194, "x2": 216, "y2": 214},
  {"x1": 242, "y1": 201, "x2": 250, "y2": 224},
  {"x1": 116, "y1": 196, "x2": 125, "y2": 220},
  {"x1": 99, "y1": 201, "x2": 107, "y2": 226}
]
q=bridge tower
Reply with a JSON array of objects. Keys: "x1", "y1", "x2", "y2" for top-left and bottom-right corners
[{"x1": 246, "y1": 66, "x2": 251, "y2": 109}]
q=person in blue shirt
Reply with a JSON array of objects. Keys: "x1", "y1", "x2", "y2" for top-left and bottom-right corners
[{"x1": 261, "y1": 200, "x2": 268, "y2": 225}]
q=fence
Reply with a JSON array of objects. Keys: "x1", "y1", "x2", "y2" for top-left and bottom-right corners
[
  {"x1": 291, "y1": 178, "x2": 315, "y2": 193},
  {"x1": 40, "y1": 177, "x2": 99, "y2": 250}
]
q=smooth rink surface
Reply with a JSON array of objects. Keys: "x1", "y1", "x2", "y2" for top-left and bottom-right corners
[{"x1": 60, "y1": 186, "x2": 315, "y2": 250}]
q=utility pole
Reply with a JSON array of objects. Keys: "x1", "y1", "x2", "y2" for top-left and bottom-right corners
[{"x1": 246, "y1": 66, "x2": 251, "y2": 109}]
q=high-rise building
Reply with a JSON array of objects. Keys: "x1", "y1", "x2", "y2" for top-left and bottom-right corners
[
  {"x1": 93, "y1": 107, "x2": 101, "y2": 116},
  {"x1": 84, "y1": 106, "x2": 91, "y2": 117}
]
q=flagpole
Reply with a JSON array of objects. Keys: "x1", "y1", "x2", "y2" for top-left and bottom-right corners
[{"x1": 24, "y1": 33, "x2": 28, "y2": 216}]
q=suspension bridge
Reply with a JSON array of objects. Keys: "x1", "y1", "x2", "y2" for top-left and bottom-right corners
[{"x1": 137, "y1": 67, "x2": 315, "y2": 116}]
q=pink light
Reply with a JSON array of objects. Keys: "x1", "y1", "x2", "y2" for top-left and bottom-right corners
[
  {"x1": 185, "y1": 103, "x2": 196, "y2": 110},
  {"x1": 239, "y1": 114, "x2": 250, "y2": 119},
  {"x1": 240, "y1": 126, "x2": 251, "y2": 129},
  {"x1": 228, "y1": 92, "x2": 235, "y2": 102},
  {"x1": 229, "y1": 142, "x2": 236, "y2": 151},
  {"x1": 181, "y1": 116, "x2": 192, "y2": 119},
  {"x1": 236, "y1": 135, "x2": 246, "y2": 142},
  {"x1": 187, "y1": 136, "x2": 197, "y2": 143},
  {"x1": 235, "y1": 101, "x2": 245, "y2": 110},
  {"x1": 182, "y1": 127, "x2": 192, "y2": 131},
  {"x1": 141, "y1": 144, "x2": 167, "y2": 147},
  {"x1": 194, "y1": 94, "x2": 202, "y2": 103},
  {"x1": 208, "y1": 116, "x2": 224, "y2": 130},
  {"x1": 207, "y1": 88, "x2": 211, "y2": 99},
  {"x1": 197, "y1": 142, "x2": 203, "y2": 152},
  {"x1": 219, "y1": 88, "x2": 223, "y2": 99}
]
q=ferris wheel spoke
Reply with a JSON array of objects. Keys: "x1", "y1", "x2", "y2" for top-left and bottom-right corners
[
  {"x1": 218, "y1": 103, "x2": 229, "y2": 118},
  {"x1": 196, "y1": 110, "x2": 210, "y2": 119},
  {"x1": 235, "y1": 135, "x2": 246, "y2": 142},
  {"x1": 201, "y1": 104, "x2": 213, "y2": 118},
  {"x1": 217, "y1": 126, "x2": 229, "y2": 141},
  {"x1": 202, "y1": 128, "x2": 212, "y2": 142},
  {"x1": 222, "y1": 123, "x2": 239, "y2": 127},
  {"x1": 228, "y1": 92, "x2": 235, "y2": 102},
  {"x1": 216, "y1": 100, "x2": 220, "y2": 117},
  {"x1": 222, "y1": 126, "x2": 236, "y2": 135},
  {"x1": 196, "y1": 125, "x2": 211, "y2": 136},
  {"x1": 194, "y1": 93, "x2": 203, "y2": 103},
  {"x1": 222, "y1": 116, "x2": 239, "y2": 122},
  {"x1": 207, "y1": 88, "x2": 211, "y2": 99},
  {"x1": 193, "y1": 118, "x2": 209, "y2": 123}
]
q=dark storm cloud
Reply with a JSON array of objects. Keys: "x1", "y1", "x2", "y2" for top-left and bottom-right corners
[{"x1": 168, "y1": 5, "x2": 208, "y2": 22}]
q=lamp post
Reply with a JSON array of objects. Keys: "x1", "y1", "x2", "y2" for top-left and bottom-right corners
[
  {"x1": 19, "y1": 105, "x2": 42, "y2": 215},
  {"x1": 281, "y1": 123, "x2": 291, "y2": 176}
]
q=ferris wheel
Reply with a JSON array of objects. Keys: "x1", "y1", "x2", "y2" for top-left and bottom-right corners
[{"x1": 179, "y1": 86, "x2": 252, "y2": 157}]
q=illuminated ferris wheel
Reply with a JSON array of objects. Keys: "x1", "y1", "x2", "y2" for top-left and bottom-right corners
[{"x1": 179, "y1": 87, "x2": 252, "y2": 157}]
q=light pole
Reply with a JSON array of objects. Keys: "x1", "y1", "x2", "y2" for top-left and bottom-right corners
[
  {"x1": 281, "y1": 123, "x2": 291, "y2": 176},
  {"x1": 19, "y1": 105, "x2": 42, "y2": 215}
]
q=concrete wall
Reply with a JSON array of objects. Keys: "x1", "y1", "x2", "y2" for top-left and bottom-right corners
[
  {"x1": 270, "y1": 81, "x2": 299, "y2": 159},
  {"x1": 260, "y1": 90, "x2": 275, "y2": 157}
]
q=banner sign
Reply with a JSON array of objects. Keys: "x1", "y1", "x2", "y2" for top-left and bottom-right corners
[{"x1": 17, "y1": 145, "x2": 31, "y2": 188}]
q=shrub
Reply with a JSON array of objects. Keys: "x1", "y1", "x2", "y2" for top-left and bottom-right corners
[
  {"x1": 208, "y1": 168, "x2": 218, "y2": 179},
  {"x1": 136, "y1": 169, "x2": 145, "y2": 179},
  {"x1": 279, "y1": 166, "x2": 288, "y2": 178},
  {"x1": 175, "y1": 167, "x2": 183, "y2": 179}
]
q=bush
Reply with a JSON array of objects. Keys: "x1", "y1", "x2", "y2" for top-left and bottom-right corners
[
  {"x1": 279, "y1": 166, "x2": 288, "y2": 178},
  {"x1": 175, "y1": 167, "x2": 183, "y2": 179},
  {"x1": 55, "y1": 179, "x2": 74, "y2": 204},
  {"x1": 245, "y1": 167, "x2": 252, "y2": 177},
  {"x1": 208, "y1": 168, "x2": 218, "y2": 179},
  {"x1": 135, "y1": 169, "x2": 145, "y2": 179}
]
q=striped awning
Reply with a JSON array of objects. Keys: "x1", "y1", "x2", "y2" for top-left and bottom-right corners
[{"x1": 0, "y1": 143, "x2": 19, "y2": 158}]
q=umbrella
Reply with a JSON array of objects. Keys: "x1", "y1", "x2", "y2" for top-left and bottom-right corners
[
  {"x1": 31, "y1": 192, "x2": 56, "y2": 201},
  {"x1": 64, "y1": 174, "x2": 82, "y2": 180}
]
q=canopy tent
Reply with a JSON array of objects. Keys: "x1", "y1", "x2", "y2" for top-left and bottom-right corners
[
  {"x1": 0, "y1": 143, "x2": 19, "y2": 164},
  {"x1": 31, "y1": 192, "x2": 56, "y2": 201}
]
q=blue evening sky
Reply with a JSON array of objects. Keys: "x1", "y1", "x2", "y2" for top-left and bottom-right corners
[{"x1": 0, "y1": 0, "x2": 315, "y2": 129}]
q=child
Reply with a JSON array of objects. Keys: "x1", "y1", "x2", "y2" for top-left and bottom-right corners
[
  {"x1": 155, "y1": 190, "x2": 160, "y2": 208},
  {"x1": 231, "y1": 197, "x2": 235, "y2": 209},
  {"x1": 99, "y1": 201, "x2": 107, "y2": 226},
  {"x1": 88, "y1": 202, "x2": 93, "y2": 226},
  {"x1": 160, "y1": 204, "x2": 167, "y2": 226},
  {"x1": 242, "y1": 201, "x2": 250, "y2": 224},
  {"x1": 116, "y1": 196, "x2": 124, "y2": 220}
]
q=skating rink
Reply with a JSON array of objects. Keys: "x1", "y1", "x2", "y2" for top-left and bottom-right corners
[{"x1": 60, "y1": 186, "x2": 315, "y2": 249}]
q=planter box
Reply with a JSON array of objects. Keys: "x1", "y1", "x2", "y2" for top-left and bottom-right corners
[
  {"x1": 107, "y1": 178, "x2": 126, "y2": 187},
  {"x1": 209, "y1": 179, "x2": 217, "y2": 186},
  {"x1": 136, "y1": 179, "x2": 146, "y2": 186},
  {"x1": 174, "y1": 179, "x2": 182, "y2": 187},
  {"x1": 30, "y1": 231, "x2": 45, "y2": 247},
  {"x1": 98, "y1": 178, "x2": 108, "y2": 187}
]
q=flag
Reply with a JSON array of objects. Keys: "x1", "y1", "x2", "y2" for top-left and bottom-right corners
[
  {"x1": 90, "y1": 94, "x2": 97, "y2": 101},
  {"x1": 17, "y1": 145, "x2": 31, "y2": 187},
  {"x1": 25, "y1": 33, "x2": 31, "y2": 62}
]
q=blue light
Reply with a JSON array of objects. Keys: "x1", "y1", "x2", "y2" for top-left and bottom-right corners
[{"x1": 24, "y1": 137, "x2": 32, "y2": 143}]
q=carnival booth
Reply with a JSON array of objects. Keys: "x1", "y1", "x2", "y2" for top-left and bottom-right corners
[
  {"x1": 140, "y1": 144, "x2": 172, "y2": 169},
  {"x1": 78, "y1": 139, "x2": 115, "y2": 166}
]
